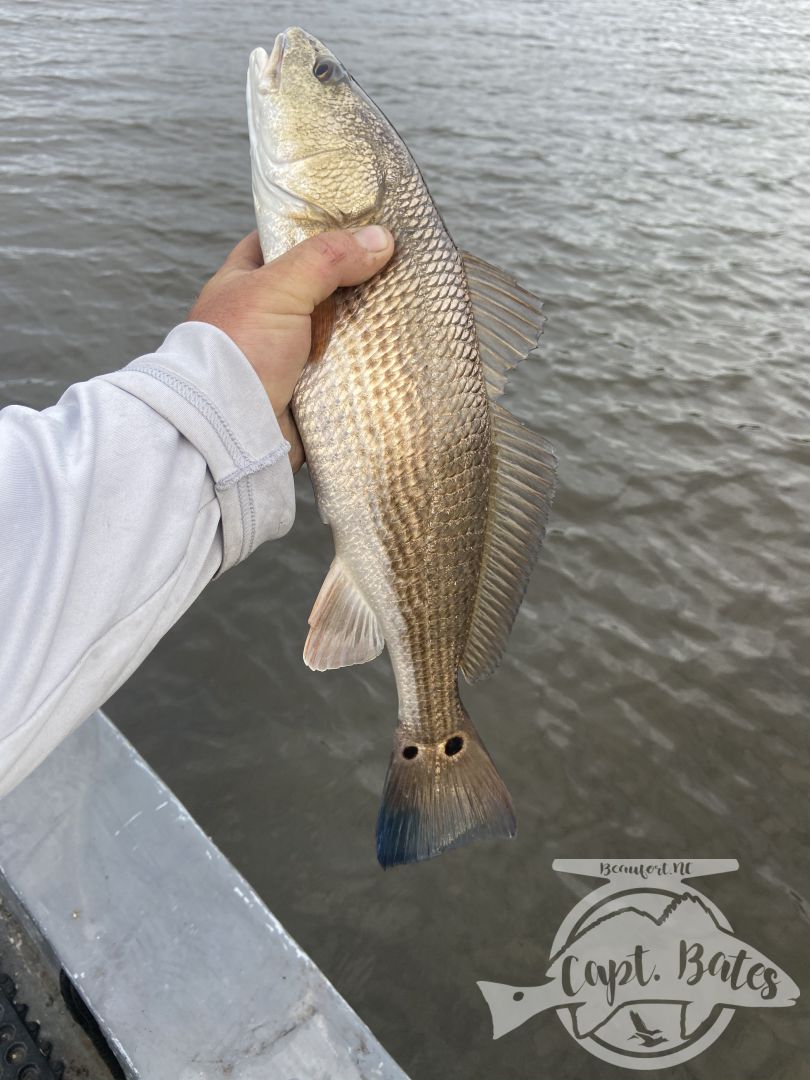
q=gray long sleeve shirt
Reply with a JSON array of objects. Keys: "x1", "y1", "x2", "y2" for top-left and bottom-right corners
[{"x1": 0, "y1": 321, "x2": 295, "y2": 797}]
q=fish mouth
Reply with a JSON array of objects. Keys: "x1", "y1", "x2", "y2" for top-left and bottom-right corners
[
  {"x1": 266, "y1": 31, "x2": 286, "y2": 90},
  {"x1": 249, "y1": 28, "x2": 333, "y2": 96},
  {"x1": 249, "y1": 32, "x2": 286, "y2": 95},
  {"x1": 246, "y1": 36, "x2": 289, "y2": 167}
]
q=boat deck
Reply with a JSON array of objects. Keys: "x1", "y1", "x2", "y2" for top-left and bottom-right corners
[{"x1": 0, "y1": 711, "x2": 408, "y2": 1080}]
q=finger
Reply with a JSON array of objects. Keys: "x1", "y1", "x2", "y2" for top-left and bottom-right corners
[
  {"x1": 258, "y1": 226, "x2": 394, "y2": 315},
  {"x1": 223, "y1": 230, "x2": 264, "y2": 272}
]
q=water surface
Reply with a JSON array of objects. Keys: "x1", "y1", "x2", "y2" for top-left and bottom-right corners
[{"x1": 2, "y1": 2, "x2": 809, "y2": 1076}]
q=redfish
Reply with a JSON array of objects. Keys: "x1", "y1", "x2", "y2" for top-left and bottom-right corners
[{"x1": 247, "y1": 28, "x2": 556, "y2": 867}]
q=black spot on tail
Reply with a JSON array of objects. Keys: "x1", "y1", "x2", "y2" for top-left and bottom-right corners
[{"x1": 375, "y1": 722, "x2": 515, "y2": 869}]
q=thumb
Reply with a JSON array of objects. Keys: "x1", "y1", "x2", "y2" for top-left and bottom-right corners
[{"x1": 257, "y1": 226, "x2": 395, "y2": 315}]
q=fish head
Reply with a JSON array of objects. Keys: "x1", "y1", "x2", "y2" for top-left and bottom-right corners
[{"x1": 247, "y1": 28, "x2": 399, "y2": 258}]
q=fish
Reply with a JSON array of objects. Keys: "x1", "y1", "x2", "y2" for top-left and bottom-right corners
[{"x1": 246, "y1": 28, "x2": 557, "y2": 868}]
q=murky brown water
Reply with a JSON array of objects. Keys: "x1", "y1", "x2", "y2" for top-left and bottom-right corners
[{"x1": 2, "y1": 1, "x2": 809, "y2": 1076}]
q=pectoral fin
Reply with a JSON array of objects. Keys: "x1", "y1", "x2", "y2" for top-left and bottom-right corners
[
  {"x1": 308, "y1": 294, "x2": 336, "y2": 366},
  {"x1": 303, "y1": 557, "x2": 384, "y2": 671},
  {"x1": 461, "y1": 405, "x2": 557, "y2": 682}
]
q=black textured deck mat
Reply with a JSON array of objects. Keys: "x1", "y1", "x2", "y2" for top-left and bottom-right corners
[{"x1": 0, "y1": 971, "x2": 64, "y2": 1080}]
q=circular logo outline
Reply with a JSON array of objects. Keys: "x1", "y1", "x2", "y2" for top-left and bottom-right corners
[{"x1": 549, "y1": 883, "x2": 736, "y2": 1069}]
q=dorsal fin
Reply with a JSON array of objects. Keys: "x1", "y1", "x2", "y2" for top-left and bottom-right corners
[
  {"x1": 462, "y1": 251, "x2": 545, "y2": 399},
  {"x1": 460, "y1": 404, "x2": 557, "y2": 682},
  {"x1": 303, "y1": 557, "x2": 384, "y2": 671}
]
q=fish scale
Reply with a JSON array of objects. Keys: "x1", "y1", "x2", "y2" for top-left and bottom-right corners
[
  {"x1": 248, "y1": 27, "x2": 556, "y2": 866},
  {"x1": 295, "y1": 173, "x2": 488, "y2": 713}
]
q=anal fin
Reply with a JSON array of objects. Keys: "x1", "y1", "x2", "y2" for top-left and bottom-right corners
[{"x1": 303, "y1": 557, "x2": 384, "y2": 671}]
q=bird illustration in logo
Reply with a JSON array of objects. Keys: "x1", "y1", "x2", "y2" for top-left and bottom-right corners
[{"x1": 627, "y1": 1009, "x2": 667, "y2": 1047}]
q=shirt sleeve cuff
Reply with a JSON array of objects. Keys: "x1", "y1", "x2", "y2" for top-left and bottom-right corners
[{"x1": 100, "y1": 321, "x2": 295, "y2": 574}]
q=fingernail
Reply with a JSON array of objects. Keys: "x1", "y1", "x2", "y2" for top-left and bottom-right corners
[{"x1": 352, "y1": 224, "x2": 391, "y2": 252}]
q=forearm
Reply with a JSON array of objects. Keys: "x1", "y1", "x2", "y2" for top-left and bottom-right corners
[{"x1": 0, "y1": 321, "x2": 294, "y2": 796}]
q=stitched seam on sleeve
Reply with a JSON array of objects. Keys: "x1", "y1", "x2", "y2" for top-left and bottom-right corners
[
  {"x1": 214, "y1": 442, "x2": 291, "y2": 491},
  {"x1": 127, "y1": 363, "x2": 249, "y2": 464},
  {"x1": 244, "y1": 473, "x2": 257, "y2": 555},
  {"x1": 235, "y1": 476, "x2": 250, "y2": 563}
]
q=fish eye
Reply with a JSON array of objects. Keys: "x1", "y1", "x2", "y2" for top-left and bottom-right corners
[{"x1": 312, "y1": 57, "x2": 344, "y2": 85}]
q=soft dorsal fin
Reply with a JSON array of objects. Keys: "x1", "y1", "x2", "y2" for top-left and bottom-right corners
[
  {"x1": 460, "y1": 404, "x2": 557, "y2": 683},
  {"x1": 303, "y1": 557, "x2": 384, "y2": 671},
  {"x1": 461, "y1": 251, "x2": 545, "y2": 399}
]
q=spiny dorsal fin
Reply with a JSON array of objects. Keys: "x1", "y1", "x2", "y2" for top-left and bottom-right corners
[
  {"x1": 303, "y1": 557, "x2": 384, "y2": 671},
  {"x1": 462, "y1": 251, "x2": 545, "y2": 399},
  {"x1": 460, "y1": 404, "x2": 557, "y2": 682}
]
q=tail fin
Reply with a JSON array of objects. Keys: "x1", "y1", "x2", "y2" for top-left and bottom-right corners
[{"x1": 375, "y1": 713, "x2": 516, "y2": 869}]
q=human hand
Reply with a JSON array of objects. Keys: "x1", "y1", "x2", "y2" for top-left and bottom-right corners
[{"x1": 188, "y1": 225, "x2": 395, "y2": 471}]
